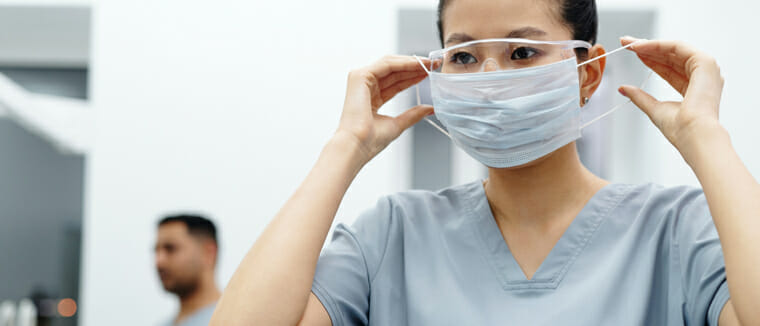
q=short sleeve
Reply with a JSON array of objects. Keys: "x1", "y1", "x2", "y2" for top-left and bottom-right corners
[
  {"x1": 311, "y1": 197, "x2": 394, "y2": 326},
  {"x1": 674, "y1": 190, "x2": 730, "y2": 326}
]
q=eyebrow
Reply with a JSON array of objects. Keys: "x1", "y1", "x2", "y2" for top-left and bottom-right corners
[{"x1": 444, "y1": 27, "x2": 548, "y2": 46}]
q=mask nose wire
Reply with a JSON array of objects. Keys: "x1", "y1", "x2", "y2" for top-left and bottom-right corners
[
  {"x1": 576, "y1": 40, "x2": 641, "y2": 67},
  {"x1": 413, "y1": 55, "x2": 452, "y2": 139}
]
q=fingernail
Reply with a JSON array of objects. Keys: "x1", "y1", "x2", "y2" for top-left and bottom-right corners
[
  {"x1": 621, "y1": 35, "x2": 638, "y2": 41},
  {"x1": 618, "y1": 86, "x2": 627, "y2": 96}
]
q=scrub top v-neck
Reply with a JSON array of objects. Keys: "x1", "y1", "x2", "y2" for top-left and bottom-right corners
[
  {"x1": 311, "y1": 181, "x2": 730, "y2": 326},
  {"x1": 469, "y1": 181, "x2": 614, "y2": 290}
]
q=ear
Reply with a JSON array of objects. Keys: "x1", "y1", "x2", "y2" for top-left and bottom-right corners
[
  {"x1": 579, "y1": 45, "x2": 606, "y2": 106},
  {"x1": 202, "y1": 240, "x2": 218, "y2": 268}
]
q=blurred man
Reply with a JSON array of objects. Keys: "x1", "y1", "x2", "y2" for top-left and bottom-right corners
[{"x1": 155, "y1": 214, "x2": 221, "y2": 326}]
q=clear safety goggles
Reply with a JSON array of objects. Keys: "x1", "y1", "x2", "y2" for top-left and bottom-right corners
[
  {"x1": 425, "y1": 38, "x2": 592, "y2": 74},
  {"x1": 414, "y1": 37, "x2": 655, "y2": 135}
]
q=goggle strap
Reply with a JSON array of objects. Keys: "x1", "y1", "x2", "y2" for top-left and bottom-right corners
[
  {"x1": 414, "y1": 55, "x2": 431, "y2": 75},
  {"x1": 577, "y1": 40, "x2": 641, "y2": 67}
]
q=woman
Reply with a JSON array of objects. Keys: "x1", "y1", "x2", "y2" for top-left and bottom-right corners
[{"x1": 211, "y1": 0, "x2": 760, "y2": 325}]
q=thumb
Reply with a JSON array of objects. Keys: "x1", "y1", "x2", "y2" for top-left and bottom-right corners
[
  {"x1": 394, "y1": 105, "x2": 435, "y2": 132},
  {"x1": 619, "y1": 85, "x2": 659, "y2": 118}
]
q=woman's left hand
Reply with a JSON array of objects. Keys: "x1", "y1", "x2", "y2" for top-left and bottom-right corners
[
  {"x1": 618, "y1": 36, "x2": 726, "y2": 155},
  {"x1": 621, "y1": 38, "x2": 760, "y2": 326}
]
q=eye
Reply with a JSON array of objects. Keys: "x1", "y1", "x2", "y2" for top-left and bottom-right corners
[
  {"x1": 450, "y1": 51, "x2": 478, "y2": 65},
  {"x1": 510, "y1": 47, "x2": 540, "y2": 60}
]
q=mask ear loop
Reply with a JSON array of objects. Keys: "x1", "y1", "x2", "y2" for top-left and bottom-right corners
[
  {"x1": 577, "y1": 40, "x2": 650, "y2": 129},
  {"x1": 414, "y1": 55, "x2": 451, "y2": 138},
  {"x1": 581, "y1": 69, "x2": 654, "y2": 129}
]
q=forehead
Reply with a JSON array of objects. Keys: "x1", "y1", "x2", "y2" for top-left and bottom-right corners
[
  {"x1": 442, "y1": 0, "x2": 571, "y2": 42},
  {"x1": 157, "y1": 222, "x2": 191, "y2": 242}
]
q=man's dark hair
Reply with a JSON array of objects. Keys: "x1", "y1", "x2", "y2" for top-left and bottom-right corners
[
  {"x1": 436, "y1": 0, "x2": 598, "y2": 57},
  {"x1": 159, "y1": 214, "x2": 218, "y2": 246}
]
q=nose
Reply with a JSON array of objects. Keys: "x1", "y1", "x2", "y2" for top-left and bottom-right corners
[
  {"x1": 155, "y1": 251, "x2": 166, "y2": 267},
  {"x1": 480, "y1": 58, "x2": 501, "y2": 72}
]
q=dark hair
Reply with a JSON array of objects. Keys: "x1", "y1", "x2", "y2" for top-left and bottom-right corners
[
  {"x1": 436, "y1": 0, "x2": 598, "y2": 56},
  {"x1": 159, "y1": 214, "x2": 218, "y2": 246}
]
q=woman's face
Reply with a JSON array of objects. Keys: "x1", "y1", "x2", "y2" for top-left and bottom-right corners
[
  {"x1": 439, "y1": 0, "x2": 606, "y2": 170},
  {"x1": 441, "y1": 0, "x2": 574, "y2": 48}
]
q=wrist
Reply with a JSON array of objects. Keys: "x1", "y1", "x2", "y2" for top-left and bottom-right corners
[
  {"x1": 675, "y1": 120, "x2": 732, "y2": 167},
  {"x1": 323, "y1": 131, "x2": 371, "y2": 171}
]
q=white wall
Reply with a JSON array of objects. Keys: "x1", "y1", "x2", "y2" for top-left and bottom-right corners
[
  {"x1": 81, "y1": 0, "x2": 760, "y2": 325},
  {"x1": 599, "y1": 0, "x2": 760, "y2": 187},
  {"x1": 81, "y1": 0, "x2": 433, "y2": 325}
]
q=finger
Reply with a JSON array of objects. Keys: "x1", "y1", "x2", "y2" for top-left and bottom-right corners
[
  {"x1": 635, "y1": 46, "x2": 722, "y2": 107},
  {"x1": 623, "y1": 37, "x2": 724, "y2": 108},
  {"x1": 393, "y1": 104, "x2": 435, "y2": 132},
  {"x1": 620, "y1": 35, "x2": 640, "y2": 47},
  {"x1": 380, "y1": 74, "x2": 428, "y2": 104},
  {"x1": 344, "y1": 69, "x2": 380, "y2": 115},
  {"x1": 622, "y1": 37, "x2": 697, "y2": 70},
  {"x1": 379, "y1": 70, "x2": 428, "y2": 89},
  {"x1": 684, "y1": 65, "x2": 725, "y2": 110},
  {"x1": 633, "y1": 52, "x2": 690, "y2": 81},
  {"x1": 366, "y1": 55, "x2": 431, "y2": 81},
  {"x1": 638, "y1": 55, "x2": 689, "y2": 95},
  {"x1": 682, "y1": 54, "x2": 725, "y2": 107},
  {"x1": 618, "y1": 85, "x2": 660, "y2": 119},
  {"x1": 349, "y1": 56, "x2": 429, "y2": 111},
  {"x1": 628, "y1": 38, "x2": 723, "y2": 80},
  {"x1": 620, "y1": 37, "x2": 689, "y2": 91}
]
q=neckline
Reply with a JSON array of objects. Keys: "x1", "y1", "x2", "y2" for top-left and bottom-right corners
[
  {"x1": 462, "y1": 180, "x2": 628, "y2": 290},
  {"x1": 175, "y1": 301, "x2": 217, "y2": 325}
]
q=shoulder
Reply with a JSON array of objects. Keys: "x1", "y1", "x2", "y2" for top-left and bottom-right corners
[
  {"x1": 342, "y1": 181, "x2": 481, "y2": 249},
  {"x1": 351, "y1": 181, "x2": 481, "y2": 231},
  {"x1": 322, "y1": 182, "x2": 481, "y2": 282},
  {"x1": 607, "y1": 183, "x2": 712, "y2": 234},
  {"x1": 616, "y1": 183, "x2": 706, "y2": 214},
  {"x1": 387, "y1": 181, "x2": 480, "y2": 216}
]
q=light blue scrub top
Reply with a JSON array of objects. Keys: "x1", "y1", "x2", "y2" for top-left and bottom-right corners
[
  {"x1": 311, "y1": 181, "x2": 730, "y2": 325},
  {"x1": 160, "y1": 303, "x2": 216, "y2": 326}
]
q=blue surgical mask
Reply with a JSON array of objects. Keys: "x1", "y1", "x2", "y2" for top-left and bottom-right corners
[{"x1": 415, "y1": 40, "x2": 642, "y2": 168}]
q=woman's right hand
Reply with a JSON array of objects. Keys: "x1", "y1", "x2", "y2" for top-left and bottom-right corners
[
  {"x1": 211, "y1": 56, "x2": 433, "y2": 326},
  {"x1": 334, "y1": 55, "x2": 434, "y2": 165}
]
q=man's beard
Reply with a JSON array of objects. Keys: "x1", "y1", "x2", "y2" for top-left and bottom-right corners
[{"x1": 163, "y1": 275, "x2": 200, "y2": 299}]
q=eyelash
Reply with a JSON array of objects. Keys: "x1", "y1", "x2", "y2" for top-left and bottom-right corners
[
  {"x1": 450, "y1": 52, "x2": 476, "y2": 64},
  {"x1": 511, "y1": 47, "x2": 539, "y2": 59},
  {"x1": 449, "y1": 47, "x2": 541, "y2": 65}
]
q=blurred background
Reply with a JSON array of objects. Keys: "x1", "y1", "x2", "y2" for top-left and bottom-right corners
[{"x1": 0, "y1": 0, "x2": 757, "y2": 325}]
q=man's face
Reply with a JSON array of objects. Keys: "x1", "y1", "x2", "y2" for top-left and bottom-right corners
[{"x1": 155, "y1": 222, "x2": 204, "y2": 297}]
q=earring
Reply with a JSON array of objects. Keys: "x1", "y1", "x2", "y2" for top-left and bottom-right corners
[{"x1": 583, "y1": 97, "x2": 590, "y2": 105}]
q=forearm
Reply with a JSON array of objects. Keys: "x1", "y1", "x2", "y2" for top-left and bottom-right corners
[
  {"x1": 211, "y1": 133, "x2": 367, "y2": 326},
  {"x1": 681, "y1": 124, "x2": 760, "y2": 325}
]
